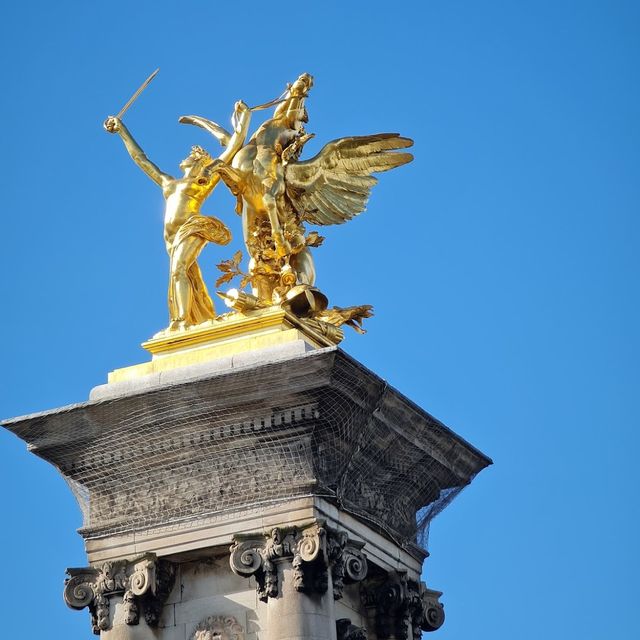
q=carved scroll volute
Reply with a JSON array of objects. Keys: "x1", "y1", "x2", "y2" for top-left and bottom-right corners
[
  {"x1": 64, "y1": 566, "x2": 110, "y2": 634},
  {"x1": 331, "y1": 540, "x2": 368, "y2": 601},
  {"x1": 297, "y1": 524, "x2": 325, "y2": 562},
  {"x1": 343, "y1": 544, "x2": 368, "y2": 583},
  {"x1": 229, "y1": 539, "x2": 264, "y2": 578},
  {"x1": 418, "y1": 587, "x2": 445, "y2": 633},
  {"x1": 229, "y1": 535, "x2": 275, "y2": 602},
  {"x1": 64, "y1": 569, "x2": 99, "y2": 610},
  {"x1": 130, "y1": 557, "x2": 155, "y2": 596},
  {"x1": 293, "y1": 524, "x2": 329, "y2": 594}
]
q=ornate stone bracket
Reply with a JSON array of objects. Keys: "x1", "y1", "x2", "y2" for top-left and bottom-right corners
[
  {"x1": 64, "y1": 553, "x2": 176, "y2": 635},
  {"x1": 229, "y1": 522, "x2": 368, "y2": 601},
  {"x1": 361, "y1": 570, "x2": 444, "y2": 638}
]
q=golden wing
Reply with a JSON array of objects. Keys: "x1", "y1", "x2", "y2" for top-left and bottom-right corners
[{"x1": 284, "y1": 133, "x2": 413, "y2": 226}]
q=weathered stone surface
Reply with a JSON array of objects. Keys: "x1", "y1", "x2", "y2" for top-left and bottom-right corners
[{"x1": 2, "y1": 348, "x2": 491, "y2": 557}]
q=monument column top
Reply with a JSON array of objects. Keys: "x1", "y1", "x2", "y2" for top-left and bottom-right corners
[{"x1": 2, "y1": 346, "x2": 491, "y2": 560}]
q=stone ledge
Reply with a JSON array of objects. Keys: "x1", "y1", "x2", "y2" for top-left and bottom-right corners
[{"x1": 90, "y1": 340, "x2": 316, "y2": 401}]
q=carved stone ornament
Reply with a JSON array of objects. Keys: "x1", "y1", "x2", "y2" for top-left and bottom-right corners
[
  {"x1": 361, "y1": 570, "x2": 444, "y2": 638},
  {"x1": 229, "y1": 522, "x2": 368, "y2": 601},
  {"x1": 336, "y1": 618, "x2": 367, "y2": 640},
  {"x1": 64, "y1": 553, "x2": 176, "y2": 635},
  {"x1": 191, "y1": 615, "x2": 245, "y2": 640}
]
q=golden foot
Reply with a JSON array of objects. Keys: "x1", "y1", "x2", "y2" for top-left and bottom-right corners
[{"x1": 168, "y1": 319, "x2": 188, "y2": 332}]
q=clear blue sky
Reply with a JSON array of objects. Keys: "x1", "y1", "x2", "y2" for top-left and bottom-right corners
[{"x1": 1, "y1": 1, "x2": 638, "y2": 638}]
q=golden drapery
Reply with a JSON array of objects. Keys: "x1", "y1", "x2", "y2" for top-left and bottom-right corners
[{"x1": 168, "y1": 215, "x2": 231, "y2": 324}]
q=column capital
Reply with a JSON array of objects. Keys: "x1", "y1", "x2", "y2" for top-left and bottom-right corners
[
  {"x1": 63, "y1": 553, "x2": 176, "y2": 635},
  {"x1": 361, "y1": 570, "x2": 444, "y2": 638},
  {"x1": 229, "y1": 521, "x2": 368, "y2": 601}
]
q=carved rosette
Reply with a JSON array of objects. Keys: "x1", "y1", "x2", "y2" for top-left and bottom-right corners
[
  {"x1": 361, "y1": 570, "x2": 444, "y2": 638},
  {"x1": 64, "y1": 553, "x2": 176, "y2": 635},
  {"x1": 229, "y1": 522, "x2": 368, "y2": 601},
  {"x1": 191, "y1": 615, "x2": 245, "y2": 640}
]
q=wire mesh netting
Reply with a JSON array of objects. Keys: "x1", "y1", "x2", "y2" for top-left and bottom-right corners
[{"x1": 5, "y1": 349, "x2": 490, "y2": 554}]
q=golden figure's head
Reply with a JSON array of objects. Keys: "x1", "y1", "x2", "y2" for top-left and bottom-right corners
[
  {"x1": 273, "y1": 73, "x2": 314, "y2": 129},
  {"x1": 290, "y1": 73, "x2": 314, "y2": 97},
  {"x1": 179, "y1": 145, "x2": 213, "y2": 176}
]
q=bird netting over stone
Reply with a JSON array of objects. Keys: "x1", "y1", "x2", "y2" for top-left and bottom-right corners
[{"x1": 3, "y1": 348, "x2": 491, "y2": 554}]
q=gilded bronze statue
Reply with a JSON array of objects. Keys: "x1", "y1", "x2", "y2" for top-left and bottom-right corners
[{"x1": 104, "y1": 71, "x2": 412, "y2": 339}]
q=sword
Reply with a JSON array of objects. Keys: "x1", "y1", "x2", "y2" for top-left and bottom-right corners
[{"x1": 116, "y1": 68, "x2": 160, "y2": 119}]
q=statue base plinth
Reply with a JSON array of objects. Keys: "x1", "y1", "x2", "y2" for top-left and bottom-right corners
[{"x1": 109, "y1": 306, "x2": 338, "y2": 383}]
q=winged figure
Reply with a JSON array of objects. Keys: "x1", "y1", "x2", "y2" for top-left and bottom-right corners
[{"x1": 182, "y1": 73, "x2": 413, "y2": 331}]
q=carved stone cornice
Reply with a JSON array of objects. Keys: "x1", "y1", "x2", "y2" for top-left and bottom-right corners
[
  {"x1": 5, "y1": 349, "x2": 491, "y2": 558},
  {"x1": 64, "y1": 553, "x2": 176, "y2": 635},
  {"x1": 361, "y1": 570, "x2": 444, "y2": 638},
  {"x1": 229, "y1": 522, "x2": 368, "y2": 601}
]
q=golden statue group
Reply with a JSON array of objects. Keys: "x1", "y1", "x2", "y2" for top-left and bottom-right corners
[{"x1": 104, "y1": 72, "x2": 413, "y2": 342}]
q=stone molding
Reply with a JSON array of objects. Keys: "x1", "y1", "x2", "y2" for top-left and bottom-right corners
[
  {"x1": 191, "y1": 615, "x2": 245, "y2": 640},
  {"x1": 229, "y1": 522, "x2": 368, "y2": 601},
  {"x1": 64, "y1": 553, "x2": 176, "y2": 635},
  {"x1": 361, "y1": 570, "x2": 445, "y2": 638}
]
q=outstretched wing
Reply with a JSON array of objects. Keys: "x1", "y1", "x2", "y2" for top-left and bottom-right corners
[{"x1": 285, "y1": 133, "x2": 413, "y2": 226}]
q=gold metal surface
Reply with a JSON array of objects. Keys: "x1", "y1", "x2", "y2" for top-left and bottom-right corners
[
  {"x1": 142, "y1": 306, "x2": 333, "y2": 355},
  {"x1": 104, "y1": 72, "x2": 412, "y2": 341},
  {"x1": 109, "y1": 330, "x2": 305, "y2": 382},
  {"x1": 108, "y1": 306, "x2": 336, "y2": 382}
]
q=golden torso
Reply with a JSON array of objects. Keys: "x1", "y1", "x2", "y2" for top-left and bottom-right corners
[
  {"x1": 162, "y1": 178, "x2": 210, "y2": 245},
  {"x1": 232, "y1": 119, "x2": 297, "y2": 230}
]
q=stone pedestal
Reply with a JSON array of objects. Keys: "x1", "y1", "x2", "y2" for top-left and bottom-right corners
[{"x1": 2, "y1": 341, "x2": 491, "y2": 639}]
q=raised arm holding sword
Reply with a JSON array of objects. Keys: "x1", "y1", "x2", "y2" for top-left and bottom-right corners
[{"x1": 104, "y1": 69, "x2": 251, "y2": 331}]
